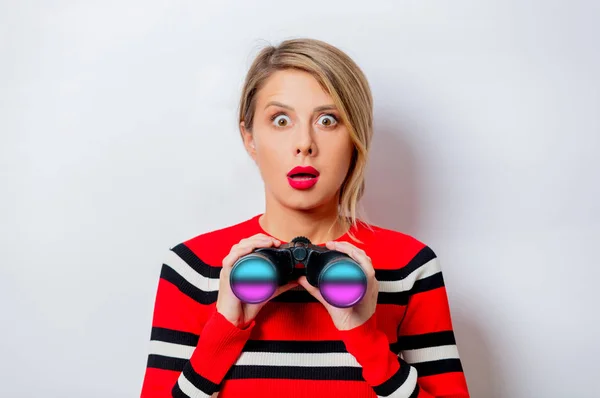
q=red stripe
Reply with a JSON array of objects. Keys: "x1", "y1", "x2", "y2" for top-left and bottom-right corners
[
  {"x1": 140, "y1": 367, "x2": 179, "y2": 397},
  {"x1": 139, "y1": 215, "x2": 470, "y2": 397},
  {"x1": 152, "y1": 278, "x2": 214, "y2": 332},
  {"x1": 417, "y1": 372, "x2": 470, "y2": 396},
  {"x1": 399, "y1": 287, "x2": 454, "y2": 336},
  {"x1": 220, "y1": 378, "x2": 377, "y2": 398}
]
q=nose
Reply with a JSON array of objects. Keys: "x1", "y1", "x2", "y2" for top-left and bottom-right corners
[{"x1": 294, "y1": 123, "x2": 317, "y2": 156}]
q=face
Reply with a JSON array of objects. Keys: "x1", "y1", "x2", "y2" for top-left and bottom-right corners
[{"x1": 241, "y1": 69, "x2": 354, "y2": 212}]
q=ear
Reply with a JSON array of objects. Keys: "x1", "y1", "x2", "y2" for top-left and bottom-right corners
[{"x1": 240, "y1": 121, "x2": 257, "y2": 161}]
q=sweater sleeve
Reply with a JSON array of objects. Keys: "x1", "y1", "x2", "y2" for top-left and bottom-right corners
[
  {"x1": 140, "y1": 247, "x2": 254, "y2": 397},
  {"x1": 338, "y1": 248, "x2": 470, "y2": 397}
]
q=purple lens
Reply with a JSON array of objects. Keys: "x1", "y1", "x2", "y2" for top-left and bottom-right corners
[
  {"x1": 318, "y1": 259, "x2": 367, "y2": 308},
  {"x1": 230, "y1": 255, "x2": 278, "y2": 304}
]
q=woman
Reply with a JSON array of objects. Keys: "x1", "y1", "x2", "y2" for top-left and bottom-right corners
[{"x1": 140, "y1": 38, "x2": 470, "y2": 398}]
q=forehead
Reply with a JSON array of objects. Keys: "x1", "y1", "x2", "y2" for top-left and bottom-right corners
[{"x1": 256, "y1": 69, "x2": 334, "y2": 109}]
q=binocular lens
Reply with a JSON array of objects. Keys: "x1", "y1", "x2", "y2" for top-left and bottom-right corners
[
  {"x1": 318, "y1": 260, "x2": 367, "y2": 308},
  {"x1": 230, "y1": 255, "x2": 278, "y2": 304}
]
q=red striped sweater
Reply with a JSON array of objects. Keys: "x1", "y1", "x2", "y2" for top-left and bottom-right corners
[{"x1": 140, "y1": 214, "x2": 470, "y2": 397}]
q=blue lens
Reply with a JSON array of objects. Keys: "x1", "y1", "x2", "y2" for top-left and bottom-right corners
[
  {"x1": 230, "y1": 255, "x2": 278, "y2": 304},
  {"x1": 318, "y1": 259, "x2": 367, "y2": 308}
]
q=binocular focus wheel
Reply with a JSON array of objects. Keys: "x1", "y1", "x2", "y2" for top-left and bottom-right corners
[
  {"x1": 318, "y1": 259, "x2": 367, "y2": 308},
  {"x1": 230, "y1": 255, "x2": 278, "y2": 304}
]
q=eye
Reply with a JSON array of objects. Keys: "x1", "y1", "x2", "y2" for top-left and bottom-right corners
[
  {"x1": 317, "y1": 114, "x2": 338, "y2": 128},
  {"x1": 271, "y1": 113, "x2": 291, "y2": 128}
]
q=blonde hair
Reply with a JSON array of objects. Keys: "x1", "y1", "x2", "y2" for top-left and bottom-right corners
[{"x1": 238, "y1": 38, "x2": 374, "y2": 242}]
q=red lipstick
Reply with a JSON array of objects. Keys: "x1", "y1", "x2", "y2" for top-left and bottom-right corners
[{"x1": 287, "y1": 166, "x2": 320, "y2": 190}]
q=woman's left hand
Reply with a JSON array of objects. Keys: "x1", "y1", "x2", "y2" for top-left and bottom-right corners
[{"x1": 297, "y1": 240, "x2": 379, "y2": 331}]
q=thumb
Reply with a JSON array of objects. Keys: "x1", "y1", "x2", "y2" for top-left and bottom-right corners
[
  {"x1": 270, "y1": 280, "x2": 300, "y2": 299},
  {"x1": 297, "y1": 276, "x2": 330, "y2": 308}
]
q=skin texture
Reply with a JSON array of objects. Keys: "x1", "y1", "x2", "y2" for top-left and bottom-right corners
[
  {"x1": 240, "y1": 69, "x2": 354, "y2": 244},
  {"x1": 218, "y1": 69, "x2": 377, "y2": 331}
]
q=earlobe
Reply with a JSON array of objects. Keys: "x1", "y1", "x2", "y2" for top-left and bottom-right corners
[{"x1": 240, "y1": 121, "x2": 256, "y2": 158}]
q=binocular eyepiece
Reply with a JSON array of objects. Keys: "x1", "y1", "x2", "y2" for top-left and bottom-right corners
[{"x1": 230, "y1": 236, "x2": 367, "y2": 308}]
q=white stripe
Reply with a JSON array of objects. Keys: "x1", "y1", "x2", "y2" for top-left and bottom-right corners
[
  {"x1": 165, "y1": 250, "x2": 220, "y2": 292},
  {"x1": 177, "y1": 374, "x2": 212, "y2": 398},
  {"x1": 149, "y1": 341, "x2": 363, "y2": 368},
  {"x1": 235, "y1": 351, "x2": 361, "y2": 367},
  {"x1": 402, "y1": 344, "x2": 460, "y2": 364},
  {"x1": 150, "y1": 340, "x2": 194, "y2": 360},
  {"x1": 379, "y1": 365, "x2": 418, "y2": 398},
  {"x1": 378, "y1": 257, "x2": 441, "y2": 293},
  {"x1": 148, "y1": 339, "x2": 459, "y2": 368}
]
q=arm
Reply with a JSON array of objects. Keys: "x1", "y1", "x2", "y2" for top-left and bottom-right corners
[
  {"x1": 140, "y1": 246, "x2": 254, "y2": 397},
  {"x1": 338, "y1": 247, "x2": 469, "y2": 397}
]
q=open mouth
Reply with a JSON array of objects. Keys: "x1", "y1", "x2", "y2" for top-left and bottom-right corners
[{"x1": 288, "y1": 173, "x2": 317, "y2": 180}]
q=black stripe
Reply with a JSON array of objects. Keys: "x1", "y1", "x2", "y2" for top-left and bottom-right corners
[
  {"x1": 172, "y1": 382, "x2": 187, "y2": 398},
  {"x1": 147, "y1": 354, "x2": 186, "y2": 372},
  {"x1": 413, "y1": 358, "x2": 463, "y2": 377},
  {"x1": 151, "y1": 327, "x2": 199, "y2": 346},
  {"x1": 378, "y1": 291, "x2": 410, "y2": 305},
  {"x1": 410, "y1": 272, "x2": 444, "y2": 295},
  {"x1": 226, "y1": 365, "x2": 363, "y2": 381},
  {"x1": 160, "y1": 264, "x2": 218, "y2": 304},
  {"x1": 395, "y1": 331, "x2": 456, "y2": 351},
  {"x1": 271, "y1": 289, "x2": 409, "y2": 305},
  {"x1": 409, "y1": 384, "x2": 420, "y2": 398},
  {"x1": 390, "y1": 342, "x2": 401, "y2": 355},
  {"x1": 183, "y1": 364, "x2": 220, "y2": 395},
  {"x1": 170, "y1": 243, "x2": 436, "y2": 283},
  {"x1": 162, "y1": 244, "x2": 437, "y2": 307},
  {"x1": 374, "y1": 246, "x2": 437, "y2": 281},
  {"x1": 160, "y1": 268, "x2": 409, "y2": 306},
  {"x1": 171, "y1": 243, "x2": 222, "y2": 279},
  {"x1": 373, "y1": 357, "x2": 411, "y2": 396},
  {"x1": 243, "y1": 339, "x2": 348, "y2": 353}
]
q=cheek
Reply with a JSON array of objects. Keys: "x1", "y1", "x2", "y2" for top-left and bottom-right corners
[
  {"x1": 335, "y1": 139, "x2": 354, "y2": 171},
  {"x1": 323, "y1": 143, "x2": 354, "y2": 186},
  {"x1": 255, "y1": 136, "x2": 284, "y2": 174}
]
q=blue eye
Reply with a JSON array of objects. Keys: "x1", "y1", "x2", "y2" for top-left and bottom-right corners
[
  {"x1": 272, "y1": 114, "x2": 291, "y2": 127},
  {"x1": 317, "y1": 114, "x2": 338, "y2": 127}
]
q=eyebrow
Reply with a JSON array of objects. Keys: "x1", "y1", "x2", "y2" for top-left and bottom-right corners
[{"x1": 264, "y1": 101, "x2": 337, "y2": 113}]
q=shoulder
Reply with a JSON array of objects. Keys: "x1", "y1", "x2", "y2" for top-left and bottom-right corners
[
  {"x1": 169, "y1": 215, "x2": 260, "y2": 267},
  {"x1": 354, "y1": 220, "x2": 438, "y2": 272}
]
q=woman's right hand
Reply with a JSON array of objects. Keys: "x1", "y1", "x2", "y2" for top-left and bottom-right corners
[{"x1": 216, "y1": 233, "x2": 298, "y2": 328}]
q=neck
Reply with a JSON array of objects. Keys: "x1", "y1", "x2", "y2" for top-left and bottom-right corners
[{"x1": 259, "y1": 196, "x2": 348, "y2": 245}]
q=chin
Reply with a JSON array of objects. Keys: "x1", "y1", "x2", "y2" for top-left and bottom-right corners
[{"x1": 279, "y1": 192, "x2": 336, "y2": 212}]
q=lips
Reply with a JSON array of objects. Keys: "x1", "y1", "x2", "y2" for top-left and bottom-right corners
[
  {"x1": 287, "y1": 166, "x2": 320, "y2": 178},
  {"x1": 287, "y1": 166, "x2": 320, "y2": 190}
]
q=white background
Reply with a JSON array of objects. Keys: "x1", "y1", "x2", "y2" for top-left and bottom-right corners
[{"x1": 1, "y1": 1, "x2": 599, "y2": 397}]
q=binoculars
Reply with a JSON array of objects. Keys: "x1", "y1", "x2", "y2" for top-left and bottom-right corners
[{"x1": 229, "y1": 236, "x2": 367, "y2": 308}]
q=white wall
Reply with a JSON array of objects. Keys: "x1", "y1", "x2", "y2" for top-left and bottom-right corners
[{"x1": 1, "y1": 1, "x2": 598, "y2": 397}]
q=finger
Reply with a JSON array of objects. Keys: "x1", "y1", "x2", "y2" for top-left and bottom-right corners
[
  {"x1": 330, "y1": 241, "x2": 375, "y2": 276},
  {"x1": 251, "y1": 233, "x2": 281, "y2": 246},
  {"x1": 269, "y1": 280, "x2": 300, "y2": 299},
  {"x1": 222, "y1": 237, "x2": 279, "y2": 268},
  {"x1": 246, "y1": 235, "x2": 280, "y2": 248},
  {"x1": 297, "y1": 276, "x2": 331, "y2": 309}
]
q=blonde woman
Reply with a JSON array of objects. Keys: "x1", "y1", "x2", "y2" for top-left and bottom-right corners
[{"x1": 140, "y1": 38, "x2": 470, "y2": 398}]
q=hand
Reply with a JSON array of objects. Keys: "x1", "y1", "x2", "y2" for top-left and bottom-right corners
[
  {"x1": 297, "y1": 240, "x2": 378, "y2": 331},
  {"x1": 217, "y1": 233, "x2": 299, "y2": 328}
]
